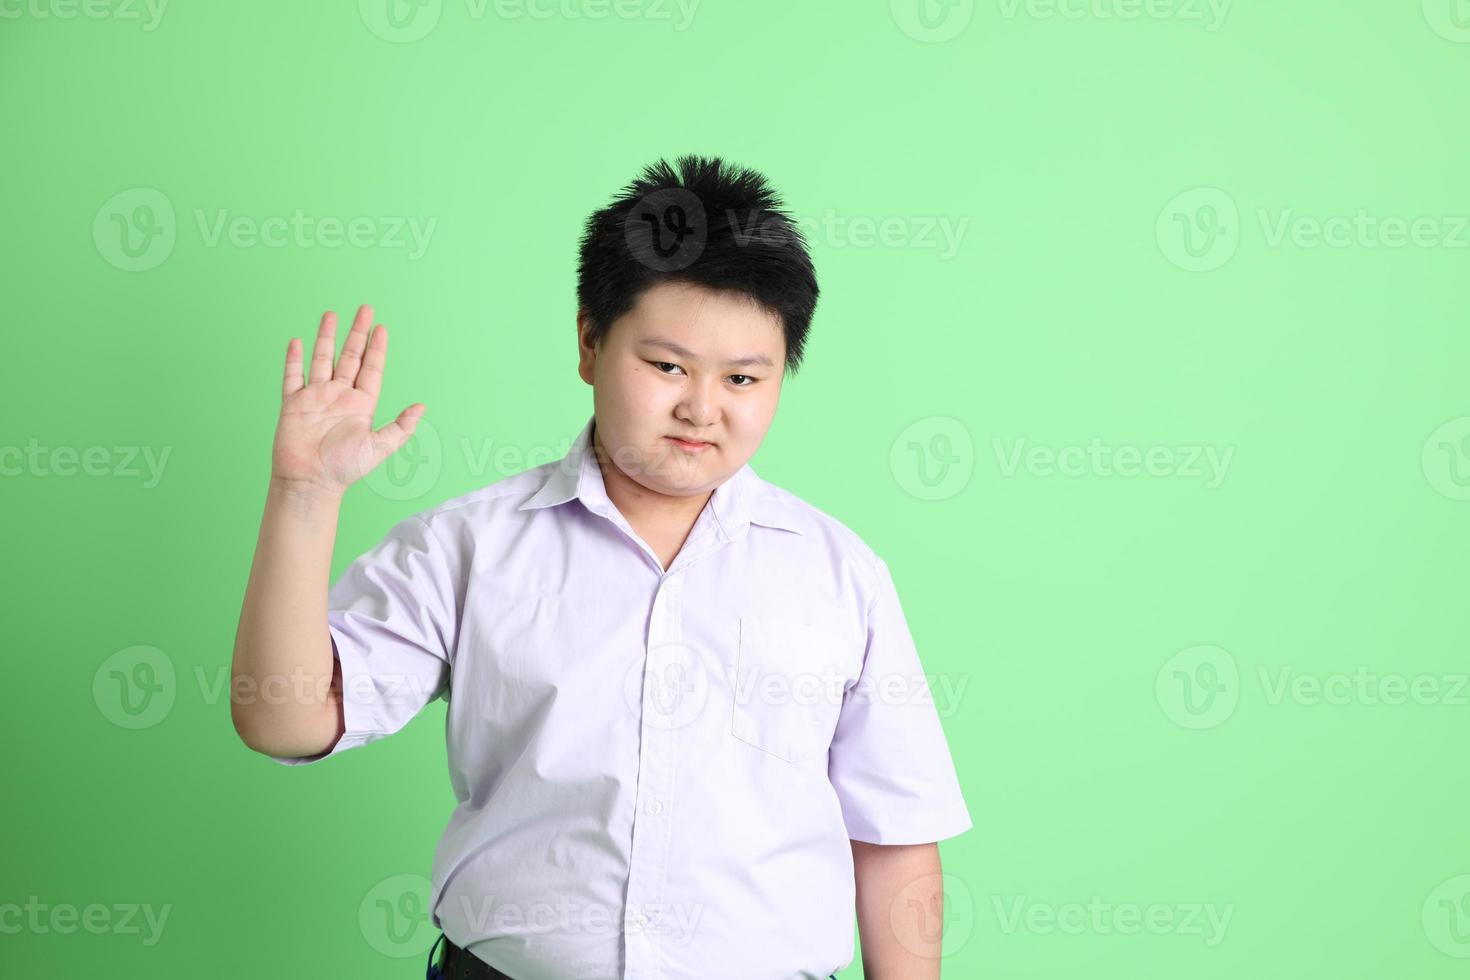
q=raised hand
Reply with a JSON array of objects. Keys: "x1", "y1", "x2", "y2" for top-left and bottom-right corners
[{"x1": 270, "y1": 304, "x2": 425, "y2": 498}]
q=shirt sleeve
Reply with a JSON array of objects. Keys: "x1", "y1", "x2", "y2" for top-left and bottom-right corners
[
  {"x1": 269, "y1": 513, "x2": 458, "y2": 766},
  {"x1": 827, "y1": 555, "x2": 973, "y2": 844}
]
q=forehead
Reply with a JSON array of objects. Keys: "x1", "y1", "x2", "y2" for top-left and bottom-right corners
[{"x1": 617, "y1": 282, "x2": 784, "y2": 360}]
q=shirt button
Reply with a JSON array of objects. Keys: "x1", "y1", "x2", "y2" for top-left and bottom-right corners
[
  {"x1": 631, "y1": 913, "x2": 648, "y2": 931},
  {"x1": 646, "y1": 799, "x2": 663, "y2": 815}
]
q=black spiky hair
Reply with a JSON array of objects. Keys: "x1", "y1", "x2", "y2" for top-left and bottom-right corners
[{"x1": 576, "y1": 154, "x2": 819, "y2": 376}]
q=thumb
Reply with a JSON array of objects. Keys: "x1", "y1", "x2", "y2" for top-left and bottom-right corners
[{"x1": 363, "y1": 403, "x2": 427, "y2": 470}]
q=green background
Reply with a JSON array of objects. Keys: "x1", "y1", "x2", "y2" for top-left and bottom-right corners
[{"x1": 4, "y1": 0, "x2": 1469, "y2": 976}]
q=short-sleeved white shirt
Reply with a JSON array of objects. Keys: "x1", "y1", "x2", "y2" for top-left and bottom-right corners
[{"x1": 273, "y1": 412, "x2": 971, "y2": 979}]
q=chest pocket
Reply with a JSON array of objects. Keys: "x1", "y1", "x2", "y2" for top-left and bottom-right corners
[{"x1": 731, "y1": 615, "x2": 858, "y2": 764}]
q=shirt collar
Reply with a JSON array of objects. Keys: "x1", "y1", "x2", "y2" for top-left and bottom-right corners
[{"x1": 518, "y1": 413, "x2": 808, "y2": 538}]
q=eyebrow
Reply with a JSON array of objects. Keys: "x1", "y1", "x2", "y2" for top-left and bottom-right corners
[{"x1": 637, "y1": 337, "x2": 776, "y2": 370}]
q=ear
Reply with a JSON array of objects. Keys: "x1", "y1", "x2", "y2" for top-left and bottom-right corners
[{"x1": 576, "y1": 310, "x2": 597, "y2": 386}]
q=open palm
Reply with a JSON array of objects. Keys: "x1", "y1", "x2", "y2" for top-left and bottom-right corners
[{"x1": 272, "y1": 304, "x2": 425, "y2": 497}]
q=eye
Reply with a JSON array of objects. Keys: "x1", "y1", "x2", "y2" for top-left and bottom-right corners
[
  {"x1": 651, "y1": 361, "x2": 685, "y2": 375},
  {"x1": 729, "y1": 375, "x2": 756, "y2": 387}
]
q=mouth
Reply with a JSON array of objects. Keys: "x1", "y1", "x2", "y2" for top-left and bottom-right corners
[{"x1": 666, "y1": 435, "x2": 714, "y2": 452}]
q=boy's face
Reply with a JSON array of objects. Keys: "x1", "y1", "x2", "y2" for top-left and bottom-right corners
[{"x1": 577, "y1": 281, "x2": 786, "y2": 500}]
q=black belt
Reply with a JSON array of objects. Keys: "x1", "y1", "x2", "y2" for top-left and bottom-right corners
[
  {"x1": 427, "y1": 931, "x2": 840, "y2": 979},
  {"x1": 426, "y1": 933, "x2": 518, "y2": 980}
]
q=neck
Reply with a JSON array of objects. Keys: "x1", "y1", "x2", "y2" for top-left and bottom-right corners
[{"x1": 590, "y1": 421, "x2": 712, "y2": 531}]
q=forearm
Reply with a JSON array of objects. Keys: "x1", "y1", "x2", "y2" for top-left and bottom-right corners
[
  {"x1": 230, "y1": 478, "x2": 344, "y2": 756},
  {"x1": 851, "y1": 840, "x2": 945, "y2": 980}
]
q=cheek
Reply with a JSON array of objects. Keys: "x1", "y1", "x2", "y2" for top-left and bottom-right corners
[{"x1": 606, "y1": 363, "x2": 653, "y2": 398}]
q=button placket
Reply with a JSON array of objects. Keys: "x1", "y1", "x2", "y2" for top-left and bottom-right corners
[{"x1": 624, "y1": 575, "x2": 685, "y2": 979}]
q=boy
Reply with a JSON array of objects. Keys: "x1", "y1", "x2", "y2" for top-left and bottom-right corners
[{"x1": 231, "y1": 155, "x2": 971, "y2": 980}]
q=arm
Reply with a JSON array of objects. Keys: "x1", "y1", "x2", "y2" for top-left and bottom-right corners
[
  {"x1": 230, "y1": 304, "x2": 425, "y2": 758},
  {"x1": 230, "y1": 480, "x2": 346, "y2": 758},
  {"x1": 851, "y1": 839, "x2": 945, "y2": 980}
]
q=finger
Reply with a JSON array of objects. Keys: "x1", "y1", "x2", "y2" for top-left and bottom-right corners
[
  {"x1": 333, "y1": 304, "x2": 374, "y2": 386},
  {"x1": 366, "y1": 404, "x2": 426, "y2": 469},
  {"x1": 282, "y1": 337, "x2": 304, "y2": 398},
  {"x1": 355, "y1": 322, "x2": 388, "y2": 399},
  {"x1": 307, "y1": 311, "x2": 337, "y2": 386}
]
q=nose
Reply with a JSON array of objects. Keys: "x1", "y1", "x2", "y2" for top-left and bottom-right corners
[{"x1": 674, "y1": 377, "x2": 720, "y2": 429}]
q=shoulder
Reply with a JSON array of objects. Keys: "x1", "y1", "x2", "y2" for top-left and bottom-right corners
[
  {"x1": 750, "y1": 476, "x2": 887, "y2": 590},
  {"x1": 396, "y1": 460, "x2": 561, "y2": 542}
]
